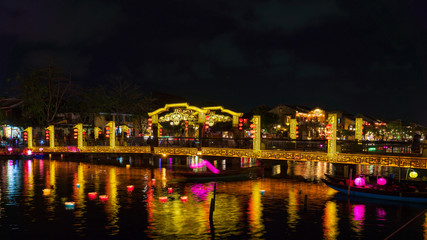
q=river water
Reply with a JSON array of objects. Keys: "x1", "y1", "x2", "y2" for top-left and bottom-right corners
[{"x1": 0, "y1": 155, "x2": 426, "y2": 239}]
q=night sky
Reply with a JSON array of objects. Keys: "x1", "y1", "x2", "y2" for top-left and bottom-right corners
[{"x1": 1, "y1": 0, "x2": 427, "y2": 125}]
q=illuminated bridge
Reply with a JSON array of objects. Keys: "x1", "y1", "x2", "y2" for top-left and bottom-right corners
[{"x1": 24, "y1": 103, "x2": 427, "y2": 169}]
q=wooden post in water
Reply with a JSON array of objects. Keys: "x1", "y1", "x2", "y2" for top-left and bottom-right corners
[
  {"x1": 303, "y1": 194, "x2": 307, "y2": 211},
  {"x1": 209, "y1": 183, "x2": 217, "y2": 223},
  {"x1": 347, "y1": 169, "x2": 353, "y2": 197}
]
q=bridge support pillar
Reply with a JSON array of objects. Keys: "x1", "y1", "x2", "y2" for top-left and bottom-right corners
[
  {"x1": 74, "y1": 123, "x2": 83, "y2": 149},
  {"x1": 24, "y1": 127, "x2": 33, "y2": 149},
  {"x1": 252, "y1": 115, "x2": 261, "y2": 152},
  {"x1": 94, "y1": 127, "x2": 101, "y2": 140},
  {"x1": 46, "y1": 125, "x2": 55, "y2": 149},
  {"x1": 106, "y1": 121, "x2": 116, "y2": 149},
  {"x1": 327, "y1": 114, "x2": 337, "y2": 159},
  {"x1": 355, "y1": 118, "x2": 363, "y2": 142}
]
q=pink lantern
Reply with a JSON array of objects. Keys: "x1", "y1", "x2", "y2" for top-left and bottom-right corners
[
  {"x1": 88, "y1": 192, "x2": 97, "y2": 200},
  {"x1": 181, "y1": 196, "x2": 188, "y2": 202},
  {"x1": 377, "y1": 177, "x2": 387, "y2": 186},
  {"x1": 127, "y1": 185, "x2": 134, "y2": 192},
  {"x1": 168, "y1": 188, "x2": 173, "y2": 194},
  {"x1": 354, "y1": 177, "x2": 365, "y2": 187}
]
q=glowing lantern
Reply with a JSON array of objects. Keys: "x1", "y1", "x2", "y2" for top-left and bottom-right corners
[
  {"x1": 45, "y1": 130, "x2": 49, "y2": 140},
  {"x1": 159, "y1": 196, "x2": 168, "y2": 202},
  {"x1": 354, "y1": 177, "x2": 365, "y2": 187},
  {"x1": 105, "y1": 126, "x2": 110, "y2": 138},
  {"x1": 410, "y1": 171, "x2": 418, "y2": 179},
  {"x1": 250, "y1": 124, "x2": 255, "y2": 128},
  {"x1": 377, "y1": 177, "x2": 387, "y2": 186},
  {"x1": 239, "y1": 118, "x2": 243, "y2": 122},
  {"x1": 126, "y1": 164, "x2": 130, "y2": 168},
  {"x1": 23, "y1": 131, "x2": 28, "y2": 141},
  {"x1": 127, "y1": 185, "x2": 134, "y2": 192},
  {"x1": 99, "y1": 195, "x2": 108, "y2": 201},
  {"x1": 152, "y1": 179, "x2": 156, "y2": 183},
  {"x1": 65, "y1": 202, "x2": 75, "y2": 209},
  {"x1": 7, "y1": 147, "x2": 12, "y2": 152},
  {"x1": 326, "y1": 124, "x2": 332, "y2": 129},
  {"x1": 88, "y1": 192, "x2": 97, "y2": 200},
  {"x1": 168, "y1": 188, "x2": 173, "y2": 194},
  {"x1": 43, "y1": 189, "x2": 51, "y2": 196},
  {"x1": 181, "y1": 196, "x2": 188, "y2": 202},
  {"x1": 73, "y1": 128, "x2": 78, "y2": 139},
  {"x1": 26, "y1": 149, "x2": 32, "y2": 155}
]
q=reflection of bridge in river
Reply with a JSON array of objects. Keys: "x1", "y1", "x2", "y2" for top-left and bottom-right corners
[{"x1": 38, "y1": 145, "x2": 427, "y2": 170}]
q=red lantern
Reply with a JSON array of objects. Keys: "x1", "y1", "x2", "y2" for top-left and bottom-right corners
[
  {"x1": 127, "y1": 185, "x2": 134, "y2": 192},
  {"x1": 23, "y1": 132, "x2": 28, "y2": 141},
  {"x1": 105, "y1": 126, "x2": 110, "y2": 138},
  {"x1": 250, "y1": 124, "x2": 255, "y2": 128},
  {"x1": 88, "y1": 192, "x2": 97, "y2": 200},
  {"x1": 45, "y1": 130, "x2": 49, "y2": 140},
  {"x1": 326, "y1": 124, "x2": 332, "y2": 129},
  {"x1": 99, "y1": 195, "x2": 108, "y2": 202},
  {"x1": 239, "y1": 118, "x2": 243, "y2": 122}
]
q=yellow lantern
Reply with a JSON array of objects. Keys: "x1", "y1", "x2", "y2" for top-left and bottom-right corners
[{"x1": 409, "y1": 171, "x2": 418, "y2": 179}]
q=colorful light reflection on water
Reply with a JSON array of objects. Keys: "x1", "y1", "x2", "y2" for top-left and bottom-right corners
[{"x1": 0, "y1": 158, "x2": 426, "y2": 239}]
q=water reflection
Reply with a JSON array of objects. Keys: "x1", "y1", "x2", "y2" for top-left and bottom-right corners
[
  {"x1": 323, "y1": 201, "x2": 339, "y2": 240},
  {"x1": 248, "y1": 181, "x2": 264, "y2": 237},
  {"x1": 0, "y1": 157, "x2": 426, "y2": 239},
  {"x1": 106, "y1": 167, "x2": 119, "y2": 234},
  {"x1": 287, "y1": 188, "x2": 300, "y2": 230},
  {"x1": 351, "y1": 204, "x2": 365, "y2": 235}
]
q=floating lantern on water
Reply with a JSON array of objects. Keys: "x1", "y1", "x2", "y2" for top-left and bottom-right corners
[
  {"x1": 43, "y1": 189, "x2": 51, "y2": 196},
  {"x1": 99, "y1": 195, "x2": 108, "y2": 201},
  {"x1": 168, "y1": 188, "x2": 173, "y2": 194},
  {"x1": 76, "y1": 183, "x2": 80, "y2": 189},
  {"x1": 260, "y1": 190, "x2": 265, "y2": 195},
  {"x1": 410, "y1": 171, "x2": 418, "y2": 179},
  {"x1": 65, "y1": 202, "x2": 75, "y2": 209},
  {"x1": 377, "y1": 177, "x2": 387, "y2": 186},
  {"x1": 181, "y1": 196, "x2": 188, "y2": 202},
  {"x1": 88, "y1": 192, "x2": 97, "y2": 200},
  {"x1": 127, "y1": 185, "x2": 134, "y2": 192},
  {"x1": 354, "y1": 177, "x2": 365, "y2": 187},
  {"x1": 159, "y1": 196, "x2": 168, "y2": 203}
]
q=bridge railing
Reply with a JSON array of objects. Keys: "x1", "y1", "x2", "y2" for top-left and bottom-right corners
[
  {"x1": 262, "y1": 139, "x2": 327, "y2": 152},
  {"x1": 157, "y1": 137, "x2": 253, "y2": 149}
]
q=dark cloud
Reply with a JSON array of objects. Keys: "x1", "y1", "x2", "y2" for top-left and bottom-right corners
[{"x1": 1, "y1": 0, "x2": 426, "y2": 125}]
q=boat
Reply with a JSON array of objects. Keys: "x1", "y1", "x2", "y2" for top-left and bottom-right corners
[{"x1": 322, "y1": 177, "x2": 427, "y2": 203}]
